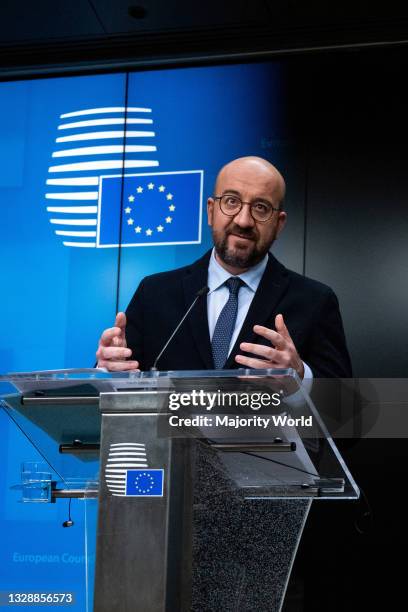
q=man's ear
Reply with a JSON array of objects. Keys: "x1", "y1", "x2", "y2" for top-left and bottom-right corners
[
  {"x1": 275, "y1": 211, "x2": 287, "y2": 238},
  {"x1": 207, "y1": 197, "x2": 214, "y2": 226}
]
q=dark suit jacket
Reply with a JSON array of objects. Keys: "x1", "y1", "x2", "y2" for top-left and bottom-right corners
[{"x1": 125, "y1": 250, "x2": 352, "y2": 377}]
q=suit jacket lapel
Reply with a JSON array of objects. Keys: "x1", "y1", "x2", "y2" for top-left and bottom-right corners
[
  {"x1": 224, "y1": 254, "x2": 290, "y2": 369},
  {"x1": 182, "y1": 250, "x2": 214, "y2": 369}
]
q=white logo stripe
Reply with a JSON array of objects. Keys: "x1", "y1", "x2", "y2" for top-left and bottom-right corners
[
  {"x1": 47, "y1": 206, "x2": 98, "y2": 213},
  {"x1": 62, "y1": 242, "x2": 96, "y2": 247},
  {"x1": 105, "y1": 472, "x2": 129, "y2": 476},
  {"x1": 46, "y1": 192, "x2": 99, "y2": 200},
  {"x1": 56, "y1": 131, "x2": 155, "y2": 143},
  {"x1": 108, "y1": 451, "x2": 145, "y2": 454},
  {"x1": 106, "y1": 463, "x2": 148, "y2": 467},
  {"x1": 46, "y1": 177, "x2": 99, "y2": 186},
  {"x1": 52, "y1": 145, "x2": 157, "y2": 157},
  {"x1": 50, "y1": 218, "x2": 97, "y2": 226},
  {"x1": 58, "y1": 118, "x2": 153, "y2": 130},
  {"x1": 106, "y1": 458, "x2": 147, "y2": 463},
  {"x1": 108, "y1": 451, "x2": 147, "y2": 456},
  {"x1": 60, "y1": 107, "x2": 152, "y2": 118},
  {"x1": 108, "y1": 457, "x2": 146, "y2": 462},
  {"x1": 106, "y1": 464, "x2": 147, "y2": 468},
  {"x1": 110, "y1": 443, "x2": 145, "y2": 447},
  {"x1": 55, "y1": 230, "x2": 96, "y2": 237},
  {"x1": 49, "y1": 160, "x2": 159, "y2": 172}
]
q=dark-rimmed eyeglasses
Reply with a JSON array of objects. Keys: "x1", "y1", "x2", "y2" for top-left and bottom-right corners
[{"x1": 214, "y1": 194, "x2": 280, "y2": 223}]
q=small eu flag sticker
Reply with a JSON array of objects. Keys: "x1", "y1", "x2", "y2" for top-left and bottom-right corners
[{"x1": 125, "y1": 469, "x2": 164, "y2": 497}]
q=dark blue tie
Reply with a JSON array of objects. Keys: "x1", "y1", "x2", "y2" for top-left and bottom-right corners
[{"x1": 211, "y1": 277, "x2": 243, "y2": 369}]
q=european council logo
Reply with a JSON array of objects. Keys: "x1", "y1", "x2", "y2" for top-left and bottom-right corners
[
  {"x1": 45, "y1": 106, "x2": 203, "y2": 248},
  {"x1": 105, "y1": 442, "x2": 148, "y2": 497}
]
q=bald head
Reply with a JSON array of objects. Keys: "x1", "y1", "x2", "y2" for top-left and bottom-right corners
[{"x1": 214, "y1": 156, "x2": 286, "y2": 207}]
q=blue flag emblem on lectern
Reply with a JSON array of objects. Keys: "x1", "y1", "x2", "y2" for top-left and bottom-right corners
[
  {"x1": 126, "y1": 469, "x2": 164, "y2": 497},
  {"x1": 97, "y1": 171, "x2": 203, "y2": 247}
]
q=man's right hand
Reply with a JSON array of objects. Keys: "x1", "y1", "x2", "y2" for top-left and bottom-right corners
[{"x1": 96, "y1": 312, "x2": 140, "y2": 372}]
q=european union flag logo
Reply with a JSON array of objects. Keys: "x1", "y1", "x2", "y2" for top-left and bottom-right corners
[
  {"x1": 97, "y1": 171, "x2": 203, "y2": 247},
  {"x1": 125, "y1": 469, "x2": 164, "y2": 497}
]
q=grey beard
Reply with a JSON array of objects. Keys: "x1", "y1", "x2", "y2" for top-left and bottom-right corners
[{"x1": 213, "y1": 231, "x2": 269, "y2": 269}]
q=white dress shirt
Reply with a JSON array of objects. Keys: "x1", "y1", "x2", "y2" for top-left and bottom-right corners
[{"x1": 207, "y1": 248, "x2": 313, "y2": 384}]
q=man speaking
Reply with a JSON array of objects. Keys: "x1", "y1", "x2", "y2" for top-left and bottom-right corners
[{"x1": 96, "y1": 156, "x2": 351, "y2": 378}]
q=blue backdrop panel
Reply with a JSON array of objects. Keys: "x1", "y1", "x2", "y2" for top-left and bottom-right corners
[{"x1": 0, "y1": 61, "x2": 287, "y2": 609}]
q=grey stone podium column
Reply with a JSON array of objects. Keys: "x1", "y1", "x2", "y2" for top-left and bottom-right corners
[
  {"x1": 94, "y1": 393, "x2": 311, "y2": 612},
  {"x1": 190, "y1": 442, "x2": 311, "y2": 612}
]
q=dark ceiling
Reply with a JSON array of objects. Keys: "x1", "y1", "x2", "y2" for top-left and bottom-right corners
[{"x1": 2, "y1": 0, "x2": 408, "y2": 77}]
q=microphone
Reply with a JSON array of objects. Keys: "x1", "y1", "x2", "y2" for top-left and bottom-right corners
[{"x1": 151, "y1": 285, "x2": 209, "y2": 371}]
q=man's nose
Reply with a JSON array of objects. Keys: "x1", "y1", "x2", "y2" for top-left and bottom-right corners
[{"x1": 233, "y1": 203, "x2": 255, "y2": 227}]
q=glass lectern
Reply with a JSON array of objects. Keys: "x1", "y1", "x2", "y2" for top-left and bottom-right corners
[{"x1": 0, "y1": 368, "x2": 359, "y2": 612}]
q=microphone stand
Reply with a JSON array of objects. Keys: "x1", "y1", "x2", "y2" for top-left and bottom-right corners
[{"x1": 150, "y1": 286, "x2": 209, "y2": 371}]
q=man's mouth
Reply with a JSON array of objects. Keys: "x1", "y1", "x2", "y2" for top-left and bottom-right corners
[{"x1": 229, "y1": 233, "x2": 255, "y2": 242}]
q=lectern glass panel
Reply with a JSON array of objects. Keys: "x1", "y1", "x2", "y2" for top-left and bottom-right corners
[
  {"x1": 0, "y1": 369, "x2": 359, "y2": 612},
  {"x1": 0, "y1": 368, "x2": 359, "y2": 500}
]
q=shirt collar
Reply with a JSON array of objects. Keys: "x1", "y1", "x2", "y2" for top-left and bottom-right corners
[{"x1": 207, "y1": 247, "x2": 268, "y2": 294}]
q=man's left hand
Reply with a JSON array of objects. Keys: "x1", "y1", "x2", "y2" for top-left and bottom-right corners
[{"x1": 235, "y1": 314, "x2": 305, "y2": 379}]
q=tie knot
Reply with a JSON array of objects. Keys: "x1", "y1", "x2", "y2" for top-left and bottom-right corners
[{"x1": 225, "y1": 276, "x2": 243, "y2": 296}]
